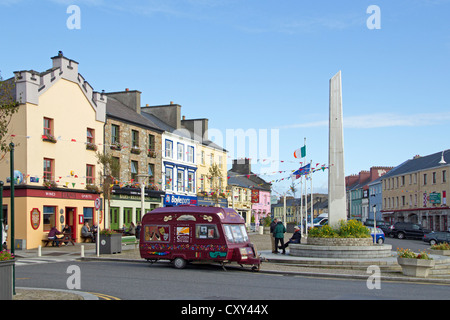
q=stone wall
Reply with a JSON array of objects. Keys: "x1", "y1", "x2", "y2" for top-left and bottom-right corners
[{"x1": 307, "y1": 237, "x2": 373, "y2": 246}]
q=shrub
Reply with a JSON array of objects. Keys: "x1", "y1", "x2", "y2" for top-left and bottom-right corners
[
  {"x1": 430, "y1": 242, "x2": 450, "y2": 250},
  {"x1": 309, "y1": 220, "x2": 370, "y2": 238}
]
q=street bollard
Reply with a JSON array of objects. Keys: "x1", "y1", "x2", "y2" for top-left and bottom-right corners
[
  {"x1": 81, "y1": 245, "x2": 84, "y2": 258},
  {"x1": 38, "y1": 245, "x2": 41, "y2": 257}
]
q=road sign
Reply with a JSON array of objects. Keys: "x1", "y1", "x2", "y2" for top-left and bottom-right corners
[{"x1": 95, "y1": 198, "x2": 101, "y2": 210}]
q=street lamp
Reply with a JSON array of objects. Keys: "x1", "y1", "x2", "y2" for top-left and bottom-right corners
[
  {"x1": 373, "y1": 204, "x2": 377, "y2": 244},
  {"x1": 137, "y1": 174, "x2": 149, "y2": 219}
]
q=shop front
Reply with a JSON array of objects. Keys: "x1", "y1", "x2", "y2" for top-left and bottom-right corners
[
  {"x1": 163, "y1": 193, "x2": 197, "y2": 207},
  {"x1": 106, "y1": 186, "x2": 165, "y2": 230},
  {"x1": 2, "y1": 186, "x2": 102, "y2": 250},
  {"x1": 197, "y1": 195, "x2": 228, "y2": 208}
]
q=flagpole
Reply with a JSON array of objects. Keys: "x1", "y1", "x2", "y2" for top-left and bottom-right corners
[
  {"x1": 300, "y1": 175, "x2": 303, "y2": 235},
  {"x1": 310, "y1": 160, "x2": 313, "y2": 232}
]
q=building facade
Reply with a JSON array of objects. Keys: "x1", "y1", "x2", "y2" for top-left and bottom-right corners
[
  {"x1": 381, "y1": 151, "x2": 450, "y2": 231},
  {"x1": 103, "y1": 90, "x2": 165, "y2": 230},
  {"x1": 0, "y1": 53, "x2": 106, "y2": 249}
]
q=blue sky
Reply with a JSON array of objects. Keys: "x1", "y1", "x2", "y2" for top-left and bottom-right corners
[{"x1": 1, "y1": 0, "x2": 449, "y2": 196}]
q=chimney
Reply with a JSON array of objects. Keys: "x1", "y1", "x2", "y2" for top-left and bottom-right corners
[
  {"x1": 106, "y1": 90, "x2": 142, "y2": 114},
  {"x1": 141, "y1": 103, "x2": 182, "y2": 129},
  {"x1": 181, "y1": 118, "x2": 209, "y2": 141},
  {"x1": 231, "y1": 158, "x2": 251, "y2": 175}
]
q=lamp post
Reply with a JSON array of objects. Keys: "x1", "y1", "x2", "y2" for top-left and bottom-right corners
[
  {"x1": 137, "y1": 174, "x2": 149, "y2": 219},
  {"x1": 9, "y1": 142, "x2": 15, "y2": 295},
  {"x1": 373, "y1": 204, "x2": 377, "y2": 244}
]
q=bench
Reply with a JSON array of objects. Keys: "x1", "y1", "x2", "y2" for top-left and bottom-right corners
[
  {"x1": 122, "y1": 235, "x2": 139, "y2": 249},
  {"x1": 81, "y1": 236, "x2": 93, "y2": 243}
]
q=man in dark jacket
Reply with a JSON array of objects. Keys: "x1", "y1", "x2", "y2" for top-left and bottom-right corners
[
  {"x1": 279, "y1": 226, "x2": 301, "y2": 251},
  {"x1": 269, "y1": 218, "x2": 278, "y2": 253},
  {"x1": 273, "y1": 220, "x2": 286, "y2": 254}
]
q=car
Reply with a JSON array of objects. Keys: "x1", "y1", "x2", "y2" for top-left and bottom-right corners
[
  {"x1": 423, "y1": 231, "x2": 450, "y2": 246},
  {"x1": 388, "y1": 222, "x2": 429, "y2": 240},
  {"x1": 367, "y1": 227, "x2": 385, "y2": 244},
  {"x1": 364, "y1": 220, "x2": 391, "y2": 236}
]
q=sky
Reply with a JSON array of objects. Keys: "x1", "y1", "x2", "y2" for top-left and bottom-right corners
[{"x1": 1, "y1": 0, "x2": 449, "y2": 197}]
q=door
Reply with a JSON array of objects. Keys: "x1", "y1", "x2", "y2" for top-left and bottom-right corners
[
  {"x1": 65, "y1": 207, "x2": 77, "y2": 240},
  {"x1": 110, "y1": 207, "x2": 120, "y2": 230}
]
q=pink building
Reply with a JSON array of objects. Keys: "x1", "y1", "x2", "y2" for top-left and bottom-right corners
[{"x1": 251, "y1": 189, "x2": 271, "y2": 227}]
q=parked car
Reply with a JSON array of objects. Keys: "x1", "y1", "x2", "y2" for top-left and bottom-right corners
[
  {"x1": 364, "y1": 220, "x2": 391, "y2": 236},
  {"x1": 388, "y1": 222, "x2": 428, "y2": 240},
  {"x1": 423, "y1": 231, "x2": 450, "y2": 246},
  {"x1": 367, "y1": 227, "x2": 385, "y2": 244}
]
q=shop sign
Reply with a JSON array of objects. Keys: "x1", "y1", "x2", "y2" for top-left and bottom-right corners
[
  {"x1": 164, "y1": 194, "x2": 197, "y2": 206},
  {"x1": 430, "y1": 192, "x2": 441, "y2": 204},
  {"x1": 30, "y1": 208, "x2": 40, "y2": 230}
]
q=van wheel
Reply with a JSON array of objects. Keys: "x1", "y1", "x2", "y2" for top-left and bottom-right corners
[{"x1": 173, "y1": 257, "x2": 187, "y2": 269}]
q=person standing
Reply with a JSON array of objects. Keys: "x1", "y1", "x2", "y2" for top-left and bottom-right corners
[
  {"x1": 273, "y1": 220, "x2": 286, "y2": 254},
  {"x1": 269, "y1": 218, "x2": 278, "y2": 253}
]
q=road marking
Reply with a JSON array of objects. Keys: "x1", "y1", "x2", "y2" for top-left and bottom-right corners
[{"x1": 88, "y1": 292, "x2": 121, "y2": 300}]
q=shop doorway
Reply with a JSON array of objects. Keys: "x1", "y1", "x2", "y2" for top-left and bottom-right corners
[{"x1": 65, "y1": 207, "x2": 77, "y2": 241}]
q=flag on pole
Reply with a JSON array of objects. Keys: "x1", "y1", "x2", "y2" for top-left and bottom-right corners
[
  {"x1": 293, "y1": 145, "x2": 306, "y2": 159},
  {"x1": 292, "y1": 163, "x2": 311, "y2": 179}
]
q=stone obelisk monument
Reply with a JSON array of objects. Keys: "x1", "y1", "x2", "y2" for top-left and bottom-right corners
[{"x1": 328, "y1": 71, "x2": 347, "y2": 227}]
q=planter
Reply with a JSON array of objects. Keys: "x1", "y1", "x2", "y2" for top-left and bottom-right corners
[
  {"x1": 0, "y1": 259, "x2": 15, "y2": 300},
  {"x1": 307, "y1": 237, "x2": 373, "y2": 246},
  {"x1": 397, "y1": 257, "x2": 435, "y2": 277},
  {"x1": 429, "y1": 249, "x2": 450, "y2": 256},
  {"x1": 263, "y1": 227, "x2": 271, "y2": 235},
  {"x1": 97, "y1": 233, "x2": 122, "y2": 254}
]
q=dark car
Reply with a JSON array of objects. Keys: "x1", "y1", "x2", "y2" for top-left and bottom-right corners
[
  {"x1": 388, "y1": 222, "x2": 429, "y2": 240},
  {"x1": 423, "y1": 231, "x2": 450, "y2": 246},
  {"x1": 364, "y1": 220, "x2": 391, "y2": 236}
]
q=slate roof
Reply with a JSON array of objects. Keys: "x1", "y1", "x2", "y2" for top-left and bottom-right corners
[
  {"x1": 380, "y1": 150, "x2": 450, "y2": 179},
  {"x1": 106, "y1": 96, "x2": 164, "y2": 133},
  {"x1": 227, "y1": 170, "x2": 271, "y2": 191}
]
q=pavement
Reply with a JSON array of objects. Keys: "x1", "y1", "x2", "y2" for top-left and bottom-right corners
[{"x1": 10, "y1": 233, "x2": 450, "y2": 300}]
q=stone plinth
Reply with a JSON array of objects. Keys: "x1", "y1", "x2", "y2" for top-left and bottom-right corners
[
  {"x1": 307, "y1": 237, "x2": 373, "y2": 246},
  {"x1": 290, "y1": 243, "x2": 392, "y2": 259}
]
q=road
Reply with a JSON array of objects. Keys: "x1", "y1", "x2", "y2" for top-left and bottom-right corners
[{"x1": 16, "y1": 258, "x2": 449, "y2": 301}]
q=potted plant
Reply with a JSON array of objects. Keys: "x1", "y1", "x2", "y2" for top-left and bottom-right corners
[
  {"x1": 97, "y1": 229, "x2": 122, "y2": 254},
  {"x1": 42, "y1": 134, "x2": 57, "y2": 143},
  {"x1": 397, "y1": 248, "x2": 435, "y2": 277},
  {"x1": 429, "y1": 242, "x2": 450, "y2": 256},
  {"x1": 0, "y1": 249, "x2": 15, "y2": 300},
  {"x1": 86, "y1": 142, "x2": 98, "y2": 151},
  {"x1": 43, "y1": 180, "x2": 58, "y2": 189}
]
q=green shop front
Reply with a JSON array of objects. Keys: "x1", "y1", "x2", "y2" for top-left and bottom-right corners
[{"x1": 106, "y1": 186, "x2": 165, "y2": 230}]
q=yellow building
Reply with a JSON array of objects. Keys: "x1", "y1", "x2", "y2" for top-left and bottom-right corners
[{"x1": 0, "y1": 53, "x2": 106, "y2": 249}]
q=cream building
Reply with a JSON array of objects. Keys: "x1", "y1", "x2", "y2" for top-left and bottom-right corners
[
  {"x1": 0, "y1": 52, "x2": 106, "y2": 249},
  {"x1": 381, "y1": 151, "x2": 450, "y2": 231}
]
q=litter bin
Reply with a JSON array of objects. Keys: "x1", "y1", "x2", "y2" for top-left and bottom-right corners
[{"x1": 97, "y1": 233, "x2": 122, "y2": 254}]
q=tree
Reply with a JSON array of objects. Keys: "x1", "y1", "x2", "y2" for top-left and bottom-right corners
[
  {"x1": 96, "y1": 151, "x2": 120, "y2": 229},
  {"x1": 0, "y1": 72, "x2": 20, "y2": 161}
]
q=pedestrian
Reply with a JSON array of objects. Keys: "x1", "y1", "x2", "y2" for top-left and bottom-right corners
[
  {"x1": 48, "y1": 225, "x2": 63, "y2": 246},
  {"x1": 81, "y1": 222, "x2": 94, "y2": 242},
  {"x1": 279, "y1": 226, "x2": 301, "y2": 251},
  {"x1": 135, "y1": 222, "x2": 142, "y2": 239},
  {"x1": 273, "y1": 220, "x2": 286, "y2": 254},
  {"x1": 270, "y1": 218, "x2": 278, "y2": 253}
]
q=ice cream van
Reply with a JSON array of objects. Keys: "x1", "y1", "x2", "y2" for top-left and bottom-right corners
[{"x1": 139, "y1": 205, "x2": 261, "y2": 270}]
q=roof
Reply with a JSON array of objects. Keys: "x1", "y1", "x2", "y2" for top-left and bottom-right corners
[
  {"x1": 106, "y1": 96, "x2": 163, "y2": 133},
  {"x1": 227, "y1": 170, "x2": 271, "y2": 191},
  {"x1": 380, "y1": 150, "x2": 450, "y2": 179}
]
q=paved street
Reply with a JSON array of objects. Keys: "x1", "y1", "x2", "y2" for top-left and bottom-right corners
[{"x1": 15, "y1": 257, "x2": 450, "y2": 301}]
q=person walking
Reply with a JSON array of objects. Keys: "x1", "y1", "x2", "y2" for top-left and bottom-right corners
[
  {"x1": 269, "y1": 218, "x2": 278, "y2": 253},
  {"x1": 273, "y1": 220, "x2": 286, "y2": 254}
]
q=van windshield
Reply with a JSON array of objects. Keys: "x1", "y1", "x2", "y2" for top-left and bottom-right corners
[{"x1": 223, "y1": 224, "x2": 249, "y2": 243}]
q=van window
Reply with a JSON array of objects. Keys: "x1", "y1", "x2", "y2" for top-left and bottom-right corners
[
  {"x1": 196, "y1": 224, "x2": 219, "y2": 239},
  {"x1": 223, "y1": 224, "x2": 249, "y2": 243},
  {"x1": 144, "y1": 225, "x2": 170, "y2": 242}
]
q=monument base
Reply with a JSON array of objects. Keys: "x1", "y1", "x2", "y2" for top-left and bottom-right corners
[{"x1": 290, "y1": 242, "x2": 392, "y2": 259}]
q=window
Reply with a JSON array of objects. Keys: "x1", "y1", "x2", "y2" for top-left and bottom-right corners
[
  {"x1": 423, "y1": 173, "x2": 427, "y2": 185},
  {"x1": 177, "y1": 143, "x2": 184, "y2": 161},
  {"x1": 200, "y1": 174, "x2": 205, "y2": 191},
  {"x1": 86, "y1": 165, "x2": 95, "y2": 185},
  {"x1": 210, "y1": 153, "x2": 214, "y2": 166},
  {"x1": 196, "y1": 224, "x2": 219, "y2": 239},
  {"x1": 433, "y1": 172, "x2": 437, "y2": 184},
  {"x1": 223, "y1": 224, "x2": 248, "y2": 243},
  {"x1": 112, "y1": 156, "x2": 120, "y2": 180},
  {"x1": 43, "y1": 206, "x2": 56, "y2": 232},
  {"x1": 188, "y1": 171, "x2": 194, "y2": 193},
  {"x1": 111, "y1": 124, "x2": 120, "y2": 145},
  {"x1": 177, "y1": 169, "x2": 184, "y2": 191},
  {"x1": 132, "y1": 130, "x2": 139, "y2": 148},
  {"x1": 43, "y1": 117, "x2": 53, "y2": 136},
  {"x1": 43, "y1": 158, "x2": 54, "y2": 182},
  {"x1": 219, "y1": 155, "x2": 223, "y2": 166},
  {"x1": 444, "y1": 170, "x2": 447, "y2": 183},
  {"x1": 148, "y1": 134, "x2": 155, "y2": 151},
  {"x1": 87, "y1": 128, "x2": 95, "y2": 144},
  {"x1": 165, "y1": 140, "x2": 173, "y2": 158},
  {"x1": 201, "y1": 151, "x2": 205, "y2": 165},
  {"x1": 148, "y1": 163, "x2": 154, "y2": 184},
  {"x1": 131, "y1": 161, "x2": 138, "y2": 181},
  {"x1": 188, "y1": 146, "x2": 194, "y2": 163},
  {"x1": 165, "y1": 167, "x2": 173, "y2": 190},
  {"x1": 83, "y1": 207, "x2": 94, "y2": 223}
]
